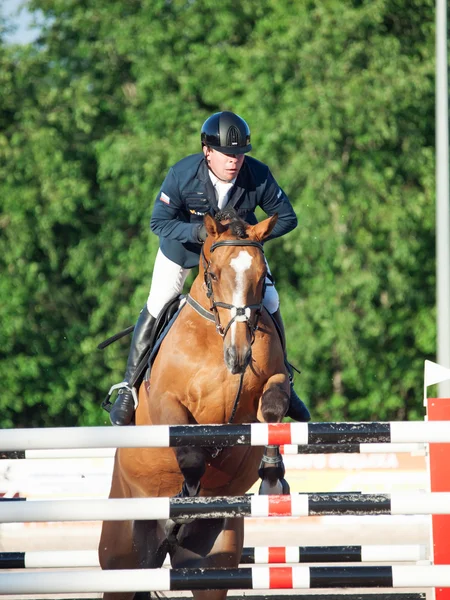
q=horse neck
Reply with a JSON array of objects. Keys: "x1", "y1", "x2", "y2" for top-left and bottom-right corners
[{"x1": 189, "y1": 274, "x2": 210, "y2": 309}]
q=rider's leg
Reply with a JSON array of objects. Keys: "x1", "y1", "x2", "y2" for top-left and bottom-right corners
[
  {"x1": 270, "y1": 308, "x2": 310, "y2": 421},
  {"x1": 262, "y1": 264, "x2": 311, "y2": 423},
  {"x1": 109, "y1": 306, "x2": 156, "y2": 426},
  {"x1": 109, "y1": 250, "x2": 191, "y2": 426}
]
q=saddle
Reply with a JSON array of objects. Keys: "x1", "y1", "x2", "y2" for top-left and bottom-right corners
[{"x1": 143, "y1": 295, "x2": 187, "y2": 378}]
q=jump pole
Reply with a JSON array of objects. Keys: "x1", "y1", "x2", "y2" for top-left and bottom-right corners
[
  {"x1": 0, "y1": 544, "x2": 429, "y2": 569},
  {"x1": 1, "y1": 492, "x2": 450, "y2": 522},
  {"x1": 0, "y1": 442, "x2": 426, "y2": 460},
  {"x1": 2, "y1": 421, "x2": 450, "y2": 451},
  {"x1": 1, "y1": 565, "x2": 450, "y2": 594}
]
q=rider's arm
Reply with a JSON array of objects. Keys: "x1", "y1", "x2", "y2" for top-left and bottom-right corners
[
  {"x1": 258, "y1": 170, "x2": 298, "y2": 241},
  {"x1": 150, "y1": 167, "x2": 203, "y2": 244}
]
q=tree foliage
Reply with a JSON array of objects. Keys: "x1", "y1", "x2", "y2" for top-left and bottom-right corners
[{"x1": 0, "y1": 0, "x2": 436, "y2": 428}]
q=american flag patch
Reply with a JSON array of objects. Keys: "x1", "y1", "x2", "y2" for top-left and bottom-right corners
[{"x1": 160, "y1": 192, "x2": 170, "y2": 204}]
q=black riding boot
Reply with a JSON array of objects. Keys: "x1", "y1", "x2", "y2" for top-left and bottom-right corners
[
  {"x1": 271, "y1": 309, "x2": 311, "y2": 422},
  {"x1": 109, "y1": 306, "x2": 156, "y2": 426}
]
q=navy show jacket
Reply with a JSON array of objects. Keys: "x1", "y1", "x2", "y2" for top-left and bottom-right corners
[{"x1": 150, "y1": 153, "x2": 298, "y2": 269}]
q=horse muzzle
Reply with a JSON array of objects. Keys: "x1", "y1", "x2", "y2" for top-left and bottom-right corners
[{"x1": 224, "y1": 345, "x2": 252, "y2": 374}]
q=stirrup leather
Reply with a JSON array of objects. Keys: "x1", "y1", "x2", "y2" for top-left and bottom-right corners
[{"x1": 101, "y1": 381, "x2": 139, "y2": 413}]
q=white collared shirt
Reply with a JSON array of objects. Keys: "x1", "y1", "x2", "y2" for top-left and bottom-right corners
[{"x1": 208, "y1": 170, "x2": 236, "y2": 210}]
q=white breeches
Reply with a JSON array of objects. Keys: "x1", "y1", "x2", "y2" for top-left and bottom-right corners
[{"x1": 147, "y1": 248, "x2": 280, "y2": 318}]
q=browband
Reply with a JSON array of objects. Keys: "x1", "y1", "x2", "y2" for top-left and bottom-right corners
[{"x1": 210, "y1": 240, "x2": 264, "y2": 253}]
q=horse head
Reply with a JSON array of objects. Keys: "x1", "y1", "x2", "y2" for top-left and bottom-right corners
[{"x1": 200, "y1": 208, "x2": 278, "y2": 374}]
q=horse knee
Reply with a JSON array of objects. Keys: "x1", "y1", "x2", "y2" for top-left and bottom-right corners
[
  {"x1": 175, "y1": 446, "x2": 206, "y2": 484},
  {"x1": 99, "y1": 521, "x2": 134, "y2": 570},
  {"x1": 260, "y1": 387, "x2": 289, "y2": 423},
  {"x1": 99, "y1": 547, "x2": 125, "y2": 571}
]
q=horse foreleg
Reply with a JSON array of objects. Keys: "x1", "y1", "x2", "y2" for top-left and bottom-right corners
[
  {"x1": 171, "y1": 517, "x2": 244, "y2": 600},
  {"x1": 257, "y1": 373, "x2": 289, "y2": 424},
  {"x1": 258, "y1": 444, "x2": 290, "y2": 494},
  {"x1": 257, "y1": 374, "x2": 290, "y2": 494},
  {"x1": 164, "y1": 445, "x2": 206, "y2": 543},
  {"x1": 174, "y1": 445, "x2": 206, "y2": 497},
  {"x1": 151, "y1": 393, "x2": 206, "y2": 498},
  {"x1": 100, "y1": 519, "x2": 136, "y2": 600},
  {"x1": 100, "y1": 458, "x2": 137, "y2": 600},
  {"x1": 193, "y1": 591, "x2": 229, "y2": 600}
]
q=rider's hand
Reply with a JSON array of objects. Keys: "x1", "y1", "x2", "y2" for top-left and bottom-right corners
[{"x1": 197, "y1": 224, "x2": 207, "y2": 243}]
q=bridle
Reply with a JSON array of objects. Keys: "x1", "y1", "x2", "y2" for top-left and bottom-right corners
[{"x1": 200, "y1": 239, "x2": 266, "y2": 342}]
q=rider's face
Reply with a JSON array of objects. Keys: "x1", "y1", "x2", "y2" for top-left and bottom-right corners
[{"x1": 203, "y1": 147, "x2": 245, "y2": 182}]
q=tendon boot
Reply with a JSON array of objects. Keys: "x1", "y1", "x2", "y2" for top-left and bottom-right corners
[
  {"x1": 109, "y1": 306, "x2": 156, "y2": 426},
  {"x1": 271, "y1": 308, "x2": 311, "y2": 422}
]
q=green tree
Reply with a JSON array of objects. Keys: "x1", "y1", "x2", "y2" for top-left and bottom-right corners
[{"x1": 0, "y1": 0, "x2": 437, "y2": 428}]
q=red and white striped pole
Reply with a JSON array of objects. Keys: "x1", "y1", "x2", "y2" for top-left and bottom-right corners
[
  {"x1": 428, "y1": 395, "x2": 450, "y2": 600},
  {"x1": 424, "y1": 360, "x2": 450, "y2": 600}
]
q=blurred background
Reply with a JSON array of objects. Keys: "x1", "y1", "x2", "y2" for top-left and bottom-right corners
[{"x1": 0, "y1": 0, "x2": 439, "y2": 428}]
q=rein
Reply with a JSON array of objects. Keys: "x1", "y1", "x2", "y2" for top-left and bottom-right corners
[{"x1": 187, "y1": 238, "x2": 266, "y2": 428}]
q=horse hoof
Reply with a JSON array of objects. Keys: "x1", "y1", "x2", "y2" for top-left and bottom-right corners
[
  {"x1": 164, "y1": 518, "x2": 181, "y2": 544},
  {"x1": 281, "y1": 477, "x2": 290, "y2": 494},
  {"x1": 258, "y1": 477, "x2": 290, "y2": 495},
  {"x1": 164, "y1": 514, "x2": 196, "y2": 544},
  {"x1": 258, "y1": 479, "x2": 284, "y2": 495}
]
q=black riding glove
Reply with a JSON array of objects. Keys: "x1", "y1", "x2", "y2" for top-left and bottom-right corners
[{"x1": 197, "y1": 224, "x2": 207, "y2": 243}]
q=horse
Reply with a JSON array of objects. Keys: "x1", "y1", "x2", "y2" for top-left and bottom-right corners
[{"x1": 99, "y1": 208, "x2": 292, "y2": 600}]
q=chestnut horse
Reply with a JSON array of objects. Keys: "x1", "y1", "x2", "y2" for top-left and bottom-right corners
[{"x1": 99, "y1": 210, "x2": 291, "y2": 600}]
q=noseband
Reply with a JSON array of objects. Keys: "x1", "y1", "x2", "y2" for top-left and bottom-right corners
[{"x1": 200, "y1": 239, "x2": 266, "y2": 340}]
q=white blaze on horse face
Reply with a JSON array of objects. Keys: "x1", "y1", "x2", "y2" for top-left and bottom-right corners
[{"x1": 230, "y1": 250, "x2": 253, "y2": 344}]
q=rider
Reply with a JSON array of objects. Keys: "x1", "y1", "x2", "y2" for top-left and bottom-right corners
[{"x1": 108, "y1": 110, "x2": 311, "y2": 426}]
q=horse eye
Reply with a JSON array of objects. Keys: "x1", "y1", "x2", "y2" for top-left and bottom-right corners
[{"x1": 209, "y1": 272, "x2": 218, "y2": 281}]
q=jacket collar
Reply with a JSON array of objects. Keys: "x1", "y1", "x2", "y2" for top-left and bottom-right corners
[
  {"x1": 227, "y1": 161, "x2": 248, "y2": 208},
  {"x1": 197, "y1": 158, "x2": 246, "y2": 211},
  {"x1": 198, "y1": 159, "x2": 219, "y2": 211}
]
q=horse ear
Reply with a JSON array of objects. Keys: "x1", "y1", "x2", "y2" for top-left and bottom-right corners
[
  {"x1": 204, "y1": 214, "x2": 226, "y2": 238},
  {"x1": 251, "y1": 213, "x2": 278, "y2": 241}
]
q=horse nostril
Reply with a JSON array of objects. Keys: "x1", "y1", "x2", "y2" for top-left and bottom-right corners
[
  {"x1": 224, "y1": 346, "x2": 237, "y2": 370},
  {"x1": 224, "y1": 346, "x2": 252, "y2": 374}
]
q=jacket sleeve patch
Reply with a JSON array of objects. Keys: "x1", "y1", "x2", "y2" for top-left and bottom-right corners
[{"x1": 160, "y1": 191, "x2": 170, "y2": 204}]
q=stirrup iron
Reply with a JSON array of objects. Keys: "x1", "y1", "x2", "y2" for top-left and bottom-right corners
[{"x1": 101, "y1": 381, "x2": 139, "y2": 413}]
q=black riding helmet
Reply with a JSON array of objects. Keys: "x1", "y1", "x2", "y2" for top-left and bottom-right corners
[{"x1": 201, "y1": 111, "x2": 252, "y2": 154}]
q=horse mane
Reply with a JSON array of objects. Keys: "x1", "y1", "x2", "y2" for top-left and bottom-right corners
[{"x1": 214, "y1": 207, "x2": 249, "y2": 239}]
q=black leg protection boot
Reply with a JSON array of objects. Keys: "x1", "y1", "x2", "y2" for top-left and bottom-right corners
[
  {"x1": 109, "y1": 306, "x2": 156, "y2": 426},
  {"x1": 284, "y1": 361, "x2": 311, "y2": 422},
  {"x1": 271, "y1": 308, "x2": 311, "y2": 423}
]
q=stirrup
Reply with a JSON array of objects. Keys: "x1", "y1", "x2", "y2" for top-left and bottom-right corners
[{"x1": 101, "y1": 381, "x2": 139, "y2": 414}]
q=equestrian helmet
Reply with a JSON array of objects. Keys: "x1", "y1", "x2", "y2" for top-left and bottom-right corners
[{"x1": 201, "y1": 111, "x2": 252, "y2": 154}]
